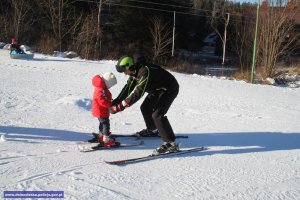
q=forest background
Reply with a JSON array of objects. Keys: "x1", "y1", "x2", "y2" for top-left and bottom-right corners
[{"x1": 0, "y1": 0, "x2": 299, "y2": 80}]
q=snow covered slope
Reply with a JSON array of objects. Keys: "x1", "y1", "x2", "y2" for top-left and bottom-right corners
[{"x1": 0, "y1": 49, "x2": 299, "y2": 200}]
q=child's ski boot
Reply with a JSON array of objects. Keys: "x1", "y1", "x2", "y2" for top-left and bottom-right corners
[{"x1": 97, "y1": 134, "x2": 120, "y2": 148}]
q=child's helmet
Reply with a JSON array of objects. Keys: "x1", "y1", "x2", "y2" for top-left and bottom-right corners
[
  {"x1": 102, "y1": 72, "x2": 117, "y2": 89},
  {"x1": 116, "y1": 55, "x2": 135, "y2": 72}
]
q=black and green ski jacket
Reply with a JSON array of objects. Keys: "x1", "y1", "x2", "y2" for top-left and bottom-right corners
[{"x1": 114, "y1": 63, "x2": 179, "y2": 106}]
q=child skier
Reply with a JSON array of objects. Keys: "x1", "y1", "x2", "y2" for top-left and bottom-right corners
[{"x1": 91, "y1": 72, "x2": 119, "y2": 147}]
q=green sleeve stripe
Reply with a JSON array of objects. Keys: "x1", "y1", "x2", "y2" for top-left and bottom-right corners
[
  {"x1": 128, "y1": 79, "x2": 135, "y2": 96},
  {"x1": 119, "y1": 85, "x2": 128, "y2": 97},
  {"x1": 118, "y1": 78, "x2": 135, "y2": 99},
  {"x1": 137, "y1": 66, "x2": 150, "y2": 97}
]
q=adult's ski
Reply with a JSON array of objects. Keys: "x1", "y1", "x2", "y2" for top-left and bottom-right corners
[
  {"x1": 105, "y1": 146, "x2": 207, "y2": 165},
  {"x1": 114, "y1": 134, "x2": 188, "y2": 139},
  {"x1": 79, "y1": 141, "x2": 144, "y2": 152}
]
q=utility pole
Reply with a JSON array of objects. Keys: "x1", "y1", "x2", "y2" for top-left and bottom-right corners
[
  {"x1": 222, "y1": 13, "x2": 230, "y2": 66},
  {"x1": 251, "y1": 1, "x2": 260, "y2": 83},
  {"x1": 171, "y1": 11, "x2": 176, "y2": 57},
  {"x1": 220, "y1": 13, "x2": 230, "y2": 76},
  {"x1": 96, "y1": 0, "x2": 103, "y2": 57}
]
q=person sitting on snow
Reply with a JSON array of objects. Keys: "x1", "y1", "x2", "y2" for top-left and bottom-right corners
[{"x1": 10, "y1": 38, "x2": 25, "y2": 54}]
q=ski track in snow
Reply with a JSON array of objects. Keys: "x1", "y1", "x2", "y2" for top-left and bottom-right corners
[{"x1": 0, "y1": 49, "x2": 300, "y2": 200}]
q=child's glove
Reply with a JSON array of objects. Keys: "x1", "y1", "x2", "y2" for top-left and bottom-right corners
[{"x1": 109, "y1": 100, "x2": 129, "y2": 114}]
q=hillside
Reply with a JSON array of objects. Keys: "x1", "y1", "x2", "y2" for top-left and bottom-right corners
[{"x1": 0, "y1": 49, "x2": 300, "y2": 200}]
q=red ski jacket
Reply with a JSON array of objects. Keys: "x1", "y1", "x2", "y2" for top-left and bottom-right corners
[{"x1": 91, "y1": 75, "x2": 112, "y2": 118}]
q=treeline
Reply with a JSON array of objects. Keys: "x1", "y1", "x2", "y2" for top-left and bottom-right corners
[
  {"x1": 0, "y1": 0, "x2": 212, "y2": 59},
  {"x1": 0, "y1": 0, "x2": 299, "y2": 78}
]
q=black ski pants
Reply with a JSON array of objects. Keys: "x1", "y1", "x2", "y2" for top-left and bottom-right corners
[{"x1": 140, "y1": 86, "x2": 179, "y2": 143}]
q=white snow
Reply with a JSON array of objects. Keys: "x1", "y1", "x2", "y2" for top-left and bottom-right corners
[{"x1": 0, "y1": 49, "x2": 300, "y2": 200}]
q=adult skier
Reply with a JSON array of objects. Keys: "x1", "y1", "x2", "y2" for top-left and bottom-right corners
[{"x1": 110, "y1": 55, "x2": 180, "y2": 154}]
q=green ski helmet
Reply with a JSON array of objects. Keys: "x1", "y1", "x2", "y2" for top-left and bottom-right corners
[{"x1": 116, "y1": 55, "x2": 135, "y2": 72}]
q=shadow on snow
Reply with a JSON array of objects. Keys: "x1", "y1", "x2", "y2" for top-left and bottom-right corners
[
  {"x1": 183, "y1": 131, "x2": 300, "y2": 156},
  {"x1": 0, "y1": 125, "x2": 299, "y2": 156},
  {"x1": 0, "y1": 126, "x2": 87, "y2": 142}
]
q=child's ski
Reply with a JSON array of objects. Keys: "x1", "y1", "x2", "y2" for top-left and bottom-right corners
[
  {"x1": 92, "y1": 132, "x2": 188, "y2": 139},
  {"x1": 79, "y1": 141, "x2": 144, "y2": 152},
  {"x1": 105, "y1": 146, "x2": 207, "y2": 165}
]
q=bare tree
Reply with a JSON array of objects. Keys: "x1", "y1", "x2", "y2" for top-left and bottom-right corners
[
  {"x1": 209, "y1": 1, "x2": 231, "y2": 69},
  {"x1": 74, "y1": 13, "x2": 97, "y2": 59},
  {"x1": 38, "y1": 0, "x2": 81, "y2": 51},
  {"x1": 148, "y1": 16, "x2": 173, "y2": 62},
  {"x1": 257, "y1": 0, "x2": 300, "y2": 77},
  {"x1": 230, "y1": 5, "x2": 256, "y2": 79},
  {"x1": 231, "y1": 16, "x2": 251, "y2": 75},
  {"x1": 95, "y1": 0, "x2": 111, "y2": 58},
  {"x1": 0, "y1": 2, "x2": 11, "y2": 41},
  {"x1": 11, "y1": 0, "x2": 34, "y2": 41}
]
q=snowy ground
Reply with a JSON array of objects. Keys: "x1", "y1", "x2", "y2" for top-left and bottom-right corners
[{"x1": 0, "y1": 49, "x2": 300, "y2": 200}]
